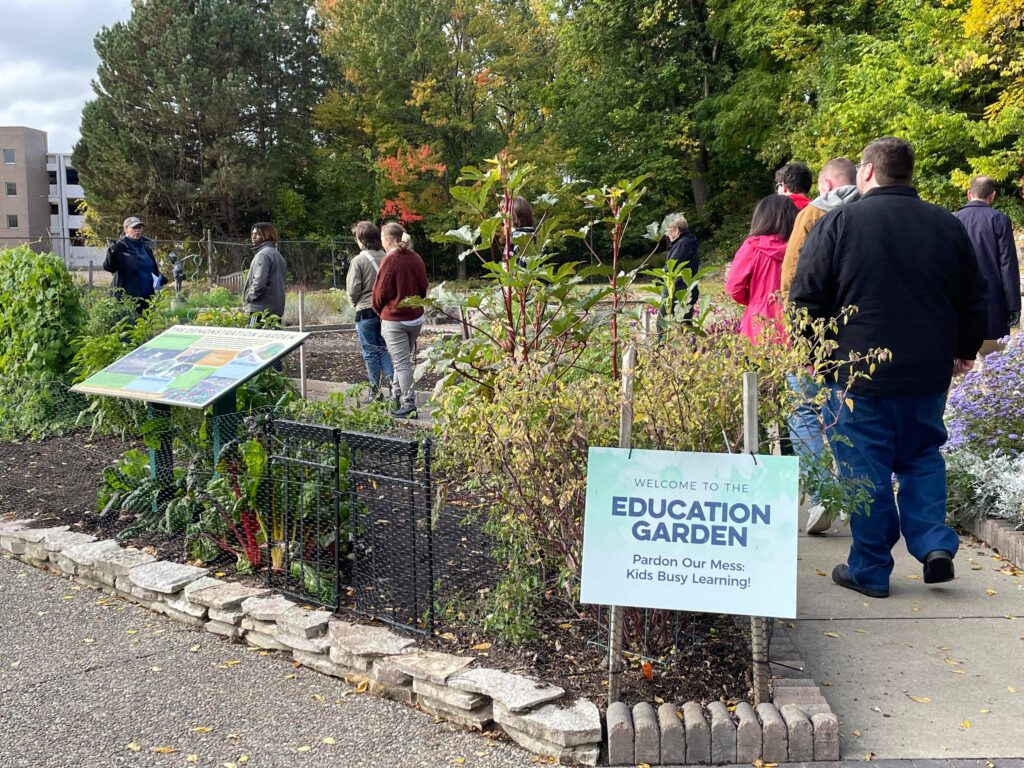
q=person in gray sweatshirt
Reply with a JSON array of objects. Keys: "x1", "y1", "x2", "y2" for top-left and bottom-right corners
[
  {"x1": 244, "y1": 222, "x2": 287, "y2": 322},
  {"x1": 780, "y1": 158, "x2": 861, "y2": 535},
  {"x1": 347, "y1": 221, "x2": 394, "y2": 401}
]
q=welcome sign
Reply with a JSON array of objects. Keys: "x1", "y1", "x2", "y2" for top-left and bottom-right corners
[{"x1": 580, "y1": 447, "x2": 799, "y2": 618}]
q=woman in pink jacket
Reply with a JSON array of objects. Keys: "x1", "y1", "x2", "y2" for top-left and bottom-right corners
[{"x1": 725, "y1": 194, "x2": 798, "y2": 345}]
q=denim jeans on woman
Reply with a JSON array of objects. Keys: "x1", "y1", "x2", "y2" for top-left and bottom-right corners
[
  {"x1": 786, "y1": 373, "x2": 825, "y2": 505},
  {"x1": 381, "y1": 320, "x2": 421, "y2": 407},
  {"x1": 355, "y1": 311, "x2": 393, "y2": 391}
]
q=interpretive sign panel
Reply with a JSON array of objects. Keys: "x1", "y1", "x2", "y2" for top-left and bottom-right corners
[
  {"x1": 580, "y1": 447, "x2": 799, "y2": 618},
  {"x1": 72, "y1": 325, "x2": 307, "y2": 409}
]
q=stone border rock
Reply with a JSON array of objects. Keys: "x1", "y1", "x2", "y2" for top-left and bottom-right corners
[
  {"x1": 962, "y1": 516, "x2": 1024, "y2": 570},
  {"x1": 0, "y1": 519, "x2": 841, "y2": 765}
]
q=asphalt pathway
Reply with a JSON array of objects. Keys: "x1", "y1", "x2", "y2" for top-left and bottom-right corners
[
  {"x1": 0, "y1": 554, "x2": 537, "y2": 768},
  {"x1": 783, "y1": 516, "x2": 1024, "y2": 760}
]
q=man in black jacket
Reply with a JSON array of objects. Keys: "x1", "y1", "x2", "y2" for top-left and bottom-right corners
[
  {"x1": 104, "y1": 216, "x2": 165, "y2": 313},
  {"x1": 790, "y1": 137, "x2": 988, "y2": 598},
  {"x1": 954, "y1": 175, "x2": 1021, "y2": 359}
]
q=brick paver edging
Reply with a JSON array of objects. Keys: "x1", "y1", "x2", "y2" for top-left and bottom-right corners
[
  {"x1": 0, "y1": 519, "x2": 839, "y2": 765},
  {"x1": 963, "y1": 516, "x2": 1024, "y2": 570}
]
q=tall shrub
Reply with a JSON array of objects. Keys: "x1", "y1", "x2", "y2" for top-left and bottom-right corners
[{"x1": 0, "y1": 246, "x2": 84, "y2": 437}]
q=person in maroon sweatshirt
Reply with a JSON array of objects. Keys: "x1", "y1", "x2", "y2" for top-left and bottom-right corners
[{"x1": 372, "y1": 222, "x2": 429, "y2": 418}]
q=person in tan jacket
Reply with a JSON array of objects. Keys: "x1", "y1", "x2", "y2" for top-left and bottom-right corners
[
  {"x1": 780, "y1": 158, "x2": 860, "y2": 296},
  {"x1": 782, "y1": 158, "x2": 859, "y2": 535}
]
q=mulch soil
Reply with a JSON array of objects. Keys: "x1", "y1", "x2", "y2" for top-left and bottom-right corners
[{"x1": 284, "y1": 330, "x2": 445, "y2": 391}]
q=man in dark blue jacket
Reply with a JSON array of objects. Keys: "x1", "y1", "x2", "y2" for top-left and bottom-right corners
[
  {"x1": 104, "y1": 216, "x2": 165, "y2": 313},
  {"x1": 954, "y1": 175, "x2": 1020, "y2": 358},
  {"x1": 790, "y1": 137, "x2": 988, "y2": 598}
]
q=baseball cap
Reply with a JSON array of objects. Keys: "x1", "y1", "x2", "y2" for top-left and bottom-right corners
[{"x1": 123, "y1": 216, "x2": 144, "y2": 228}]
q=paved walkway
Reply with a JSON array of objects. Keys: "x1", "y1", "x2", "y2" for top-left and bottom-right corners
[
  {"x1": 785, "y1": 515, "x2": 1024, "y2": 760},
  {"x1": 0, "y1": 555, "x2": 535, "y2": 768}
]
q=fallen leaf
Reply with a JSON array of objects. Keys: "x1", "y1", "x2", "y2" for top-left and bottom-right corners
[
  {"x1": 185, "y1": 756, "x2": 197, "y2": 763},
  {"x1": 150, "y1": 746, "x2": 179, "y2": 754},
  {"x1": 1009, "y1": 687, "x2": 1017, "y2": 693},
  {"x1": 852, "y1": 729, "x2": 862, "y2": 737},
  {"x1": 126, "y1": 629, "x2": 137, "y2": 635},
  {"x1": 961, "y1": 720, "x2": 972, "y2": 729},
  {"x1": 675, "y1": 710, "x2": 683, "y2": 721},
  {"x1": 937, "y1": 645, "x2": 952, "y2": 651},
  {"x1": 192, "y1": 727, "x2": 213, "y2": 734},
  {"x1": 310, "y1": 693, "x2": 326, "y2": 702},
  {"x1": 322, "y1": 737, "x2": 336, "y2": 745},
  {"x1": 943, "y1": 658, "x2": 958, "y2": 665},
  {"x1": 438, "y1": 632, "x2": 457, "y2": 642},
  {"x1": 865, "y1": 753, "x2": 876, "y2": 762},
  {"x1": 906, "y1": 694, "x2": 931, "y2": 703},
  {"x1": 815, "y1": 568, "x2": 827, "y2": 577},
  {"x1": 950, "y1": 670, "x2": 965, "y2": 675},
  {"x1": 355, "y1": 680, "x2": 369, "y2": 693},
  {"x1": 220, "y1": 659, "x2": 242, "y2": 667},
  {"x1": 82, "y1": 638, "x2": 95, "y2": 644},
  {"x1": 126, "y1": 742, "x2": 141, "y2": 752},
  {"x1": 980, "y1": 709, "x2": 991, "y2": 714},
  {"x1": 214, "y1": 571, "x2": 226, "y2": 577},
  {"x1": 222, "y1": 763, "x2": 236, "y2": 768},
  {"x1": 558, "y1": 622, "x2": 573, "y2": 630},
  {"x1": 970, "y1": 563, "x2": 983, "y2": 571},
  {"x1": 151, "y1": 666, "x2": 162, "y2": 672},
  {"x1": 985, "y1": 589, "x2": 997, "y2": 597},
  {"x1": 297, "y1": 745, "x2": 312, "y2": 753},
  {"x1": 905, "y1": 574, "x2": 921, "y2": 580},
  {"x1": 654, "y1": 695, "x2": 665, "y2": 705},
  {"x1": 470, "y1": 642, "x2": 492, "y2": 651},
  {"x1": 823, "y1": 631, "x2": 841, "y2": 638},
  {"x1": 9, "y1": 661, "x2": 20, "y2": 669},
  {"x1": 285, "y1": 673, "x2": 296, "y2": 680},
  {"x1": 238, "y1": 757, "x2": 249, "y2": 763},
  {"x1": 637, "y1": 764, "x2": 651, "y2": 768},
  {"x1": 641, "y1": 662, "x2": 654, "y2": 680},
  {"x1": 189, "y1": 644, "x2": 201, "y2": 653},
  {"x1": 453, "y1": 759, "x2": 466, "y2": 765},
  {"x1": 855, "y1": 629, "x2": 868, "y2": 634}
]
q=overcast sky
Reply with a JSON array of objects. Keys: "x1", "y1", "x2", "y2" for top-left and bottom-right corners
[{"x1": 0, "y1": 0, "x2": 132, "y2": 153}]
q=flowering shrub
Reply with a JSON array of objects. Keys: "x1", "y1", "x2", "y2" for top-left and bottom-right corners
[
  {"x1": 945, "y1": 333, "x2": 1024, "y2": 526},
  {"x1": 946, "y1": 333, "x2": 1024, "y2": 454}
]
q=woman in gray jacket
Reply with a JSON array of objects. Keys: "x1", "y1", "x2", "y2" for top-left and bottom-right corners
[
  {"x1": 347, "y1": 221, "x2": 394, "y2": 400},
  {"x1": 244, "y1": 222, "x2": 287, "y2": 323}
]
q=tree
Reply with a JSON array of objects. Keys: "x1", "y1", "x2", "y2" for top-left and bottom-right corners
[{"x1": 74, "y1": 0, "x2": 322, "y2": 239}]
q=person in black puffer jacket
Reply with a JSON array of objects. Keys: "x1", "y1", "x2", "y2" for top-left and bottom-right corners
[{"x1": 103, "y1": 216, "x2": 166, "y2": 313}]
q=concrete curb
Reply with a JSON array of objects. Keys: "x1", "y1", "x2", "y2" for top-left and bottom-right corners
[{"x1": 963, "y1": 516, "x2": 1024, "y2": 570}]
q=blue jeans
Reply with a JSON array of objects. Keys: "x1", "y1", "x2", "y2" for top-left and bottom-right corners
[
  {"x1": 356, "y1": 315, "x2": 394, "y2": 389},
  {"x1": 825, "y1": 386, "x2": 958, "y2": 592},
  {"x1": 786, "y1": 374, "x2": 825, "y2": 505}
]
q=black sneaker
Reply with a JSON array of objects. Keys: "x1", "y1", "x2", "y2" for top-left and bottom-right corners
[
  {"x1": 923, "y1": 550, "x2": 955, "y2": 584},
  {"x1": 390, "y1": 403, "x2": 417, "y2": 419},
  {"x1": 832, "y1": 564, "x2": 889, "y2": 598}
]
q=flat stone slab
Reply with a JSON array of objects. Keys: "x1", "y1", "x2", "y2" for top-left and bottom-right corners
[
  {"x1": 128, "y1": 561, "x2": 209, "y2": 594},
  {"x1": 246, "y1": 631, "x2": 289, "y2": 651},
  {"x1": 413, "y1": 679, "x2": 486, "y2": 711},
  {"x1": 205, "y1": 620, "x2": 244, "y2": 639},
  {"x1": 189, "y1": 582, "x2": 269, "y2": 610},
  {"x1": 277, "y1": 633, "x2": 331, "y2": 654},
  {"x1": 17, "y1": 526, "x2": 69, "y2": 543},
  {"x1": 92, "y1": 547, "x2": 156, "y2": 577},
  {"x1": 63, "y1": 539, "x2": 120, "y2": 566},
  {"x1": 418, "y1": 698, "x2": 492, "y2": 730},
  {"x1": 293, "y1": 650, "x2": 349, "y2": 678},
  {"x1": 183, "y1": 576, "x2": 226, "y2": 599},
  {"x1": 277, "y1": 607, "x2": 331, "y2": 639},
  {"x1": 165, "y1": 592, "x2": 208, "y2": 619},
  {"x1": 500, "y1": 721, "x2": 599, "y2": 766},
  {"x1": 494, "y1": 699, "x2": 600, "y2": 747},
  {"x1": 328, "y1": 621, "x2": 417, "y2": 658},
  {"x1": 42, "y1": 531, "x2": 96, "y2": 553},
  {"x1": 0, "y1": 519, "x2": 31, "y2": 535},
  {"x1": 208, "y1": 608, "x2": 244, "y2": 625},
  {"x1": 240, "y1": 594, "x2": 296, "y2": 622},
  {"x1": 388, "y1": 651, "x2": 473, "y2": 685},
  {"x1": 448, "y1": 668, "x2": 563, "y2": 714}
]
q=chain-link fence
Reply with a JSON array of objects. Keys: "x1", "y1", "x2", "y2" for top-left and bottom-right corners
[{"x1": 2, "y1": 234, "x2": 358, "y2": 292}]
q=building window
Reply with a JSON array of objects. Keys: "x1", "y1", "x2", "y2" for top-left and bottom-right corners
[
  {"x1": 65, "y1": 168, "x2": 79, "y2": 185},
  {"x1": 4, "y1": 182, "x2": 15, "y2": 196},
  {"x1": 48, "y1": 170, "x2": 57, "y2": 185},
  {"x1": 2, "y1": 149, "x2": 14, "y2": 164},
  {"x1": 69, "y1": 228, "x2": 86, "y2": 247},
  {"x1": 6, "y1": 214, "x2": 18, "y2": 228},
  {"x1": 69, "y1": 198, "x2": 87, "y2": 215},
  {"x1": 50, "y1": 203, "x2": 59, "y2": 216}
]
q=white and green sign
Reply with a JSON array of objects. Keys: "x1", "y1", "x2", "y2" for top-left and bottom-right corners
[{"x1": 580, "y1": 447, "x2": 799, "y2": 618}]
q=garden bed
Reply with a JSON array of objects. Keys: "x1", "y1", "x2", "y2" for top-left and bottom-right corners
[
  {"x1": 0, "y1": 428, "x2": 752, "y2": 709},
  {"x1": 283, "y1": 330, "x2": 444, "y2": 391}
]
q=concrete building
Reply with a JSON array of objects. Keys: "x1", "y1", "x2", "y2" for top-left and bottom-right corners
[
  {"x1": 0, "y1": 126, "x2": 50, "y2": 248},
  {"x1": 0, "y1": 126, "x2": 103, "y2": 267}
]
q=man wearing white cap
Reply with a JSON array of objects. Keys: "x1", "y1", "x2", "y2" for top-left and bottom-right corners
[{"x1": 103, "y1": 216, "x2": 166, "y2": 312}]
